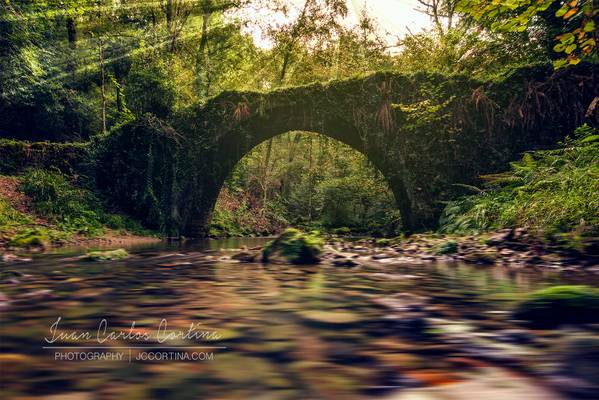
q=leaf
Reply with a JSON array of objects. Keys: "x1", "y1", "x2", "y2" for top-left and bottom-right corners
[
  {"x1": 564, "y1": 32, "x2": 576, "y2": 43},
  {"x1": 569, "y1": 56, "x2": 582, "y2": 65},
  {"x1": 553, "y1": 58, "x2": 569, "y2": 69},
  {"x1": 452, "y1": 183, "x2": 483, "y2": 193},
  {"x1": 563, "y1": 8, "x2": 578, "y2": 19},
  {"x1": 580, "y1": 135, "x2": 599, "y2": 144},
  {"x1": 556, "y1": 4, "x2": 569, "y2": 17},
  {"x1": 505, "y1": 0, "x2": 519, "y2": 10},
  {"x1": 583, "y1": 21, "x2": 596, "y2": 32},
  {"x1": 565, "y1": 44, "x2": 577, "y2": 54}
]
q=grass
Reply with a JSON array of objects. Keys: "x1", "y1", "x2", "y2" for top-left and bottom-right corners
[
  {"x1": 0, "y1": 197, "x2": 32, "y2": 228},
  {"x1": 20, "y1": 168, "x2": 152, "y2": 236},
  {"x1": 1, "y1": 169, "x2": 154, "y2": 248},
  {"x1": 0, "y1": 197, "x2": 69, "y2": 246},
  {"x1": 440, "y1": 124, "x2": 599, "y2": 242}
]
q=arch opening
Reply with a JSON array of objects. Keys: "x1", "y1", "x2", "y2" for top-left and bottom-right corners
[{"x1": 207, "y1": 131, "x2": 401, "y2": 237}]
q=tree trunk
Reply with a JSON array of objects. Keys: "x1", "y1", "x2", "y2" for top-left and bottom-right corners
[
  {"x1": 307, "y1": 136, "x2": 313, "y2": 221},
  {"x1": 196, "y1": 10, "x2": 212, "y2": 96},
  {"x1": 261, "y1": 138, "x2": 273, "y2": 214},
  {"x1": 165, "y1": 0, "x2": 173, "y2": 30},
  {"x1": 277, "y1": 0, "x2": 311, "y2": 86},
  {"x1": 279, "y1": 51, "x2": 291, "y2": 85},
  {"x1": 98, "y1": 37, "x2": 107, "y2": 135},
  {"x1": 116, "y1": 82, "x2": 122, "y2": 113},
  {"x1": 66, "y1": 16, "x2": 77, "y2": 82}
]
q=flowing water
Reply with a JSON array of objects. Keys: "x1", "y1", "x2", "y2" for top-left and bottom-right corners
[{"x1": 1, "y1": 238, "x2": 598, "y2": 399}]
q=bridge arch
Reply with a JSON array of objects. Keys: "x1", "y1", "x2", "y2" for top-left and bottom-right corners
[
  {"x1": 204, "y1": 129, "x2": 403, "y2": 235},
  {"x1": 179, "y1": 91, "x2": 415, "y2": 236}
]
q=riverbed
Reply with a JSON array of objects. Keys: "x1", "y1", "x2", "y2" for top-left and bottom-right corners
[{"x1": 1, "y1": 238, "x2": 598, "y2": 399}]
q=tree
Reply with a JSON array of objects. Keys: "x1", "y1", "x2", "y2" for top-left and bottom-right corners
[
  {"x1": 457, "y1": 0, "x2": 597, "y2": 68},
  {"x1": 416, "y1": 0, "x2": 459, "y2": 35},
  {"x1": 265, "y1": 0, "x2": 348, "y2": 86}
]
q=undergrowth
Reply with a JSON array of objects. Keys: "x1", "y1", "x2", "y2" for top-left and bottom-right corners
[
  {"x1": 440, "y1": 124, "x2": 599, "y2": 241},
  {"x1": 21, "y1": 168, "x2": 152, "y2": 236},
  {"x1": 0, "y1": 196, "x2": 70, "y2": 246},
  {"x1": 1, "y1": 169, "x2": 153, "y2": 248}
]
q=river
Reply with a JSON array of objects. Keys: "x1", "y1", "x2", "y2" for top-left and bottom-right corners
[{"x1": 1, "y1": 238, "x2": 598, "y2": 399}]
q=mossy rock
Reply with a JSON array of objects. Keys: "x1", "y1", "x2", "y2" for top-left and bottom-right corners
[
  {"x1": 433, "y1": 240, "x2": 458, "y2": 255},
  {"x1": 8, "y1": 229, "x2": 49, "y2": 248},
  {"x1": 513, "y1": 285, "x2": 599, "y2": 328},
  {"x1": 262, "y1": 228, "x2": 323, "y2": 264},
  {"x1": 83, "y1": 248, "x2": 129, "y2": 261}
]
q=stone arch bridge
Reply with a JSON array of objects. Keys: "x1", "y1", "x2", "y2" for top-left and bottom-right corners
[{"x1": 95, "y1": 64, "x2": 598, "y2": 236}]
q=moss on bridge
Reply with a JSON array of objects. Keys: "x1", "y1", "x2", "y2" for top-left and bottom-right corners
[
  {"x1": 94, "y1": 63, "x2": 598, "y2": 236},
  {"x1": 0, "y1": 139, "x2": 88, "y2": 175}
]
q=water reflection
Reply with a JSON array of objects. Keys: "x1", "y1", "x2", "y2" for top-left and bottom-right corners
[{"x1": 1, "y1": 239, "x2": 597, "y2": 399}]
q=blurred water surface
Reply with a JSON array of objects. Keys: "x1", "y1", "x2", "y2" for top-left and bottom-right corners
[{"x1": 1, "y1": 238, "x2": 597, "y2": 399}]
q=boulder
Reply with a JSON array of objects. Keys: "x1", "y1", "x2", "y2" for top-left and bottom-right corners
[
  {"x1": 262, "y1": 228, "x2": 323, "y2": 264},
  {"x1": 513, "y1": 285, "x2": 599, "y2": 328},
  {"x1": 83, "y1": 248, "x2": 129, "y2": 261}
]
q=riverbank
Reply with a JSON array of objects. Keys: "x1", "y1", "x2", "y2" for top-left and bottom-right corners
[
  {"x1": 325, "y1": 230, "x2": 598, "y2": 270},
  {"x1": 225, "y1": 229, "x2": 598, "y2": 272},
  {"x1": 0, "y1": 173, "x2": 159, "y2": 255},
  {"x1": 3, "y1": 225, "x2": 597, "y2": 271}
]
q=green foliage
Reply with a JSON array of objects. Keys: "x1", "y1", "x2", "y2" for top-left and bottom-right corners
[
  {"x1": 209, "y1": 205, "x2": 252, "y2": 237},
  {"x1": 0, "y1": 193, "x2": 70, "y2": 248},
  {"x1": 214, "y1": 132, "x2": 401, "y2": 237},
  {"x1": 126, "y1": 57, "x2": 177, "y2": 119},
  {"x1": 209, "y1": 187, "x2": 288, "y2": 237},
  {"x1": 21, "y1": 168, "x2": 104, "y2": 235},
  {"x1": 3, "y1": 0, "x2": 592, "y2": 238},
  {"x1": 93, "y1": 115, "x2": 182, "y2": 235},
  {"x1": 7, "y1": 228, "x2": 49, "y2": 248},
  {"x1": 20, "y1": 168, "x2": 150, "y2": 236},
  {"x1": 514, "y1": 285, "x2": 599, "y2": 327},
  {"x1": 457, "y1": 0, "x2": 597, "y2": 68},
  {"x1": 83, "y1": 248, "x2": 129, "y2": 261},
  {"x1": 440, "y1": 125, "x2": 599, "y2": 237},
  {"x1": 0, "y1": 197, "x2": 32, "y2": 229},
  {"x1": 0, "y1": 139, "x2": 88, "y2": 175},
  {"x1": 374, "y1": 238, "x2": 394, "y2": 246},
  {"x1": 395, "y1": 27, "x2": 548, "y2": 77},
  {"x1": 262, "y1": 228, "x2": 324, "y2": 264}
]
